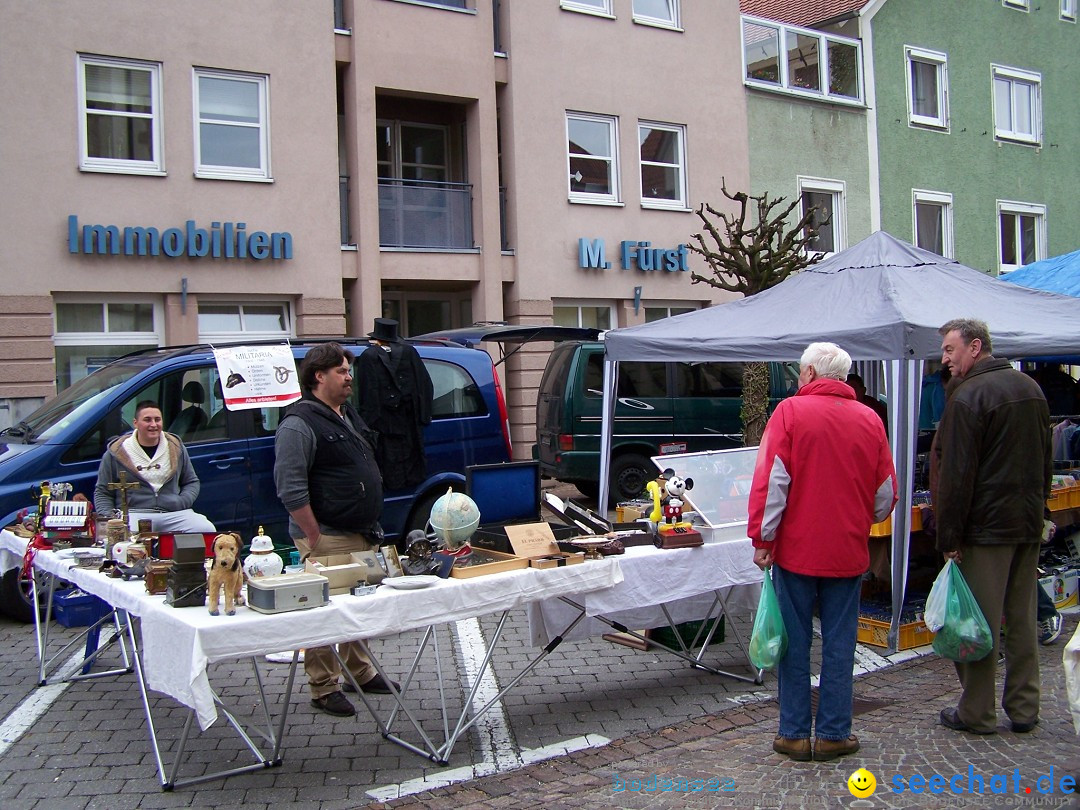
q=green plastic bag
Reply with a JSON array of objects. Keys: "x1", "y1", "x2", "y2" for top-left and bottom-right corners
[
  {"x1": 931, "y1": 560, "x2": 994, "y2": 663},
  {"x1": 749, "y1": 566, "x2": 787, "y2": 670}
]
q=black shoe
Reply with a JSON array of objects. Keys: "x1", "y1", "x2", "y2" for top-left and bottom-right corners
[
  {"x1": 342, "y1": 674, "x2": 400, "y2": 695},
  {"x1": 1011, "y1": 718, "x2": 1039, "y2": 733},
  {"x1": 939, "y1": 707, "x2": 995, "y2": 735},
  {"x1": 310, "y1": 690, "x2": 355, "y2": 716}
]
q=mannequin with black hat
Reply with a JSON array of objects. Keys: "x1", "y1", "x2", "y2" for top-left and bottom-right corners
[{"x1": 356, "y1": 318, "x2": 434, "y2": 490}]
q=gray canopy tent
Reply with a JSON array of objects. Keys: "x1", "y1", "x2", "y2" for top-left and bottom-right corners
[{"x1": 599, "y1": 230, "x2": 1080, "y2": 650}]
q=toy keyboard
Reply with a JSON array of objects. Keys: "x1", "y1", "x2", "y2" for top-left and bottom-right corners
[{"x1": 43, "y1": 500, "x2": 90, "y2": 530}]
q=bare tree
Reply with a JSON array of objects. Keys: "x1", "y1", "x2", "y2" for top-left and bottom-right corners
[{"x1": 687, "y1": 180, "x2": 826, "y2": 445}]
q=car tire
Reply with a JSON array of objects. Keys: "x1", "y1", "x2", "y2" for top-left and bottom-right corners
[
  {"x1": 610, "y1": 453, "x2": 653, "y2": 504},
  {"x1": 0, "y1": 566, "x2": 41, "y2": 624},
  {"x1": 572, "y1": 481, "x2": 600, "y2": 501}
]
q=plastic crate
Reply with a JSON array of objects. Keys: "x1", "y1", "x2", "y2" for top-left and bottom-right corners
[
  {"x1": 869, "y1": 506, "x2": 923, "y2": 537},
  {"x1": 52, "y1": 589, "x2": 111, "y2": 628},
  {"x1": 647, "y1": 616, "x2": 725, "y2": 649},
  {"x1": 856, "y1": 614, "x2": 934, "y2": 650}
]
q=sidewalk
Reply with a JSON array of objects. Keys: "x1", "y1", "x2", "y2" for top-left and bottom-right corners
[{"x1": 368, "y1": 617, "x2": 1080, "y2": 810}]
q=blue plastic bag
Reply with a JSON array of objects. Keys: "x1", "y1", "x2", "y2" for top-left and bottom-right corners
[{"x1": 749, "y1": 566, "x2": 787, "y2": 670}]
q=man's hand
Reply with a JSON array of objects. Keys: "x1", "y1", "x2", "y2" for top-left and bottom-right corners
[
  {"x1": 943, "y1": 550, "x2": 962, "y2": 563},
  {"x1": 753, "y1": 547, "x2": 773, "y2": 570}
]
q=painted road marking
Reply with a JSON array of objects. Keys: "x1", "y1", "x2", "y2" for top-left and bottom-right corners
[{"x1": 0, "y1": 650, "x2": 84, "y2": 758}]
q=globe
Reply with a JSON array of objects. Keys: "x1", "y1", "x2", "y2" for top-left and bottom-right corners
[{"x1": 428, "y1": 487, "x2": 481, "y2": 548}]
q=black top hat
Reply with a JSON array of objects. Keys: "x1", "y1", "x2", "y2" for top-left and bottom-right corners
[{"x1": 368, "y1": 318, "x2": 401, "y2": 343}]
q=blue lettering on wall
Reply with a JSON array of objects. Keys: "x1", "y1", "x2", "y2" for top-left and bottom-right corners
[
  {"x1": 578, "y1": 237, "x2": 687, "y2": 272},
  {"x1": 67, "y1": 215, "x2": 293, "y2": 261}
]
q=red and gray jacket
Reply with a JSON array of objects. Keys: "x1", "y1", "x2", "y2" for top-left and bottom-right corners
[{"x1": 748, "y1": 377, "x2": 897, "y2": 578}]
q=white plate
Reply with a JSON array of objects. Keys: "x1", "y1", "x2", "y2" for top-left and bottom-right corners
[{"x1": 380, "y1": 575, "x2": 440, "y2": 590}]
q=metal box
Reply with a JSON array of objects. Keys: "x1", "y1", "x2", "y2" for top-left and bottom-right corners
[{"x1": 246, "y1": 572, "x2": 330, "y2": 614}]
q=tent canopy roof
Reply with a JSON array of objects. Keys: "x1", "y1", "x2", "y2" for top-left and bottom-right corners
[
  {"x1": 1001, "y1": 248, "x2": 1080, "y2": 297},
  {"x1": 605, "y1": 231, "x2": 1080, "y2": 364}
]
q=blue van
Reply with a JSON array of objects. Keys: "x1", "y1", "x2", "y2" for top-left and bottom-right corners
[{"x1": 0, "y1": 339, "x2": 513, "y2": 620}]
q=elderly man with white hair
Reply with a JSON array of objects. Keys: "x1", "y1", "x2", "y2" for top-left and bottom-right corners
[{"x1": 748, "y1": 342, "x2": 897, "y2": 763}]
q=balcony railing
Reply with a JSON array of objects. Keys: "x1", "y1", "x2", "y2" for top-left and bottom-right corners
[
  {"x1": 378, "y1": 178, "x2": 474, "y2": 250},
  {"x1": 339, "y1": 175, "x2": 352, "y2": 245}
]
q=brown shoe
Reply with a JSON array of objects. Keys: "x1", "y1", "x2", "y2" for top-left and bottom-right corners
[
  {"x1": 813, "y1": 735, "x2": 860, "y2": 762},
  {"x1": 772, "y1": 735, "x2": 812, "y2": 761}
]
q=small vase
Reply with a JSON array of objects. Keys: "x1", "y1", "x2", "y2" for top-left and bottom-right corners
[{"x1": 243, "y1": 526, "x2": 283, "y2": 579}]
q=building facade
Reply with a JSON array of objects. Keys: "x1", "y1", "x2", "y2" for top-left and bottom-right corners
[{"x1": 0, "y1": 0, "x2": 750, "y2": 453}]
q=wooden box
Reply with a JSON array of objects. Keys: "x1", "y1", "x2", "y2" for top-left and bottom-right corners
[{"x1": 449, "y1": 548, "x2": 529, "y2": 579}]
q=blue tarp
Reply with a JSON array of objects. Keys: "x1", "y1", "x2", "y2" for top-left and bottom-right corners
[{"x1": 1001, "y1": 248, "x2": 1080, "y2": 296}]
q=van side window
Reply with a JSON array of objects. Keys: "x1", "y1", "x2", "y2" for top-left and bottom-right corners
[
  {"x1": 677, "y1": 363, "x2": 744, "y2": 397},
  {"x1": 61, "y1": 416, "x2": 110, "y2": 464},
  {"x1": 584, "y1": 355, "x2": 668, "y2": 398},
  {"x1": 120, "y1": 368, "x2": 228, "y2": 444},
  {"x1": 426, "y1": 359, "x2": 487, "y2": 418}
]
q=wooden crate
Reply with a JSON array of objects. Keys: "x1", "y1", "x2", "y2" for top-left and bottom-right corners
[
  {"x1": 857, "y1": 614, "x2": 935, "y2": 650},
  {"x1": 449, "y1": 549, "x2": 528, "y2": 579}
]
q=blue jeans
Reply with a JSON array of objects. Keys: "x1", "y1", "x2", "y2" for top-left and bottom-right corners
[
  {"x1": 1036, "y1": 582, "x2": 1058, "y2": 622},
  {"x1": 772, "y1": 566, "x2": 862, "y2": 741}
]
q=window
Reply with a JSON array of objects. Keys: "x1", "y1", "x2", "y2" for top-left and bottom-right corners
[
  {"x1": 638, "y1": 122, "x2": 687, "y2": 208},
  {"x1": 377, "y1": 122, "x2": 449, "y2": 182},
  {"x1": 997, "y1": 201, "x2": 1045, "y2": 273},
  {"x1": 77, "y1": 54, "x2": 163, "y2": 174},
  {"x1": 633, "y1": 0, "x2": 679, "y2": 28},
  {"x1": 644, "y1": 306, "x2": 694, "y2": 322},
  {"x1": 553, "y1": 303, "x2": 612, "y2": 331},
  {"x1": 1064, "y1": 0, "x2": 1078, "y2": 21},
  {"x1": 675, "y1": 363, "x2": 744, "y2": 397},
  {"x1": 567, "y1": 113, "x2": 620, "y2": 203},
  {"x1": 741, "y1": 16, "x2": 862, "y2": 104},
  {"x1": 992, "y1": 65, "x2": 1041, "y2": 144},
  {"x1": 54, "y1": 300, "x2": 160, "y2": 391},
  {"x1": 584, "y1": 356, "x2": 667, "y2": 399},
  {"x1": 197, "y1": 302, "x2": 292, "y2": 343},
  {"x1": 193, "y1": 69, "x2": 270, "y2": 180},
  {"x1": 561, "y1": 0, "x2": 613, "y2": 15},
  {"x1": 905, "y1": 47, "x2": 948, "y2": 129},
  {"x1": 798, "y1": 178, "x2": 845, "y2": 257},
  {"x1": 1002, "y1": 0, "x2": 1030, "y2": 9},
  {"x1": 912, "y1": 190, "x2": 954, "y2": 258}
]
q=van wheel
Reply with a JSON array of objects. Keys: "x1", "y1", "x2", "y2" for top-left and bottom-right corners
[
  {"x1": 610, "y1": 454, "x2": 652, "y2": 503},
  {"x1": 572, "y1": 481, "x2": 600, "y2": 501},
  {"x1": 0, "y1": 567, "x2": 41, "y2": 624}
]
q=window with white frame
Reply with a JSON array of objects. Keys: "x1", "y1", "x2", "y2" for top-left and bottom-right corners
[
  {"x1": 992, "y1": 65, "x2": 1041, "y2": 144},
  {"x1": 561, "y1": 0, "x2": 612, "y2": 15},
  {"x1": 1062, "y1": 0, "x2": 1077, "y2": 22},
  {"x1": 53, "y1": 300, "x2": 161, "y2": 390},
  {"x1": 798, "y1": 178, "x2": 845, "y2": 257},
  {"x1": 194, "y1": 69, "x2": 270, "y2": 180},
  {"x1": 633, "y1": 0, "x2": 679, "y2": 28},
  {"x1": 77, "y1": 55, "x2": 164, "y2": 174},
  {"x1": 1002, "y1": 0, "x2": 1030, "y2": 10},
  {"x1": 197, "y1": 302, "x2": 292, "y2": 343},
  {"x1": 638, "y1": 121, "x2": 687, "y2": 209},
  {"x1": 906, "y1": 47, "x2": 949, "y2": 129},
  {"x1": 644, "y1": 305, "x2": 694, "y2": 322},
  {"x1": 912, "y1": 190, "x2": 954, "y2": 258},
  {"x1": 553, "y1": 303, "x2": 612, "y2": 331},
  {"x1": 997, "y1": 201, "x2": 1045, "y2": 272},
  {"x1": 741, "y1": 16, "x2": 862, "y2": 104},
  {"x1": 567, "y1": 113, "x2": 620, "y2": 203}
]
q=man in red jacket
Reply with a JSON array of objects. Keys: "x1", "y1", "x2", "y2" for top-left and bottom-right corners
[{"x1": 749, "y1": 342, "x2": 897, "y2": 762}]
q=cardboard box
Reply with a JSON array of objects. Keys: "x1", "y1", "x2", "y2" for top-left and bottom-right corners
[
  {"x1": 305, "y1": 551, "x2": 385, "y2": 595},
  {"x1": 1040, "y1": 569, "x2": 1079, "y2": 610}
]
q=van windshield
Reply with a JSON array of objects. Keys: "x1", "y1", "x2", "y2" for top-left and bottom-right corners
[{"x1": 13, "y1": 358, "x2": 154, "y2": 443}]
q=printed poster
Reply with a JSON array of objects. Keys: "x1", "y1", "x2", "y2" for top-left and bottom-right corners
[{"x1": 212, "y1": 345, "x2": 301, "y2": 411}]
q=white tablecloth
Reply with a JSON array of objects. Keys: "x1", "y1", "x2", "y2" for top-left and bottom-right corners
[
  {"x1": 4, "y1": 528, "x2": 624, "y2": 730},
  {"x1": 528, "y1": 538, "x2": 762, "y2": 646},
  {"x1": 0, "y1": 529, "x2": 28, "y2": 575}
]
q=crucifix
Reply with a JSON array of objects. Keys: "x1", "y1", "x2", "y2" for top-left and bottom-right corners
[{"x1": 107, "y1": 471, "x2": 141, "y2": 529}]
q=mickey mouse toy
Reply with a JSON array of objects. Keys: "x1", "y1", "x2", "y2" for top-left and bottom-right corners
[{"x1": 660, "y1": 468, "x2": 693, "y2": 527}]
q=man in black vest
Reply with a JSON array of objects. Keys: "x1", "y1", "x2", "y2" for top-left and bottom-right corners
[{"x1": 274, "y1": 342, "x2": 397, "y2": 716}]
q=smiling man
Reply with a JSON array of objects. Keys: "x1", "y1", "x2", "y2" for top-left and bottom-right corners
[
  {"x1": 93, "y1": 399, "x2": 215, "y2": 532},
  {"x1": 934, "y1": 318, "x2": 1051, "y2": 735}
]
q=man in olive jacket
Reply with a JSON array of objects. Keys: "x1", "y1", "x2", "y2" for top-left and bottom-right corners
[{"x1": 934, "y1": 319, "x2": 1051, "y2": 735}]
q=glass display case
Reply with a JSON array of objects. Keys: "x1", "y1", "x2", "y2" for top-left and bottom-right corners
[{"x1": 651, "y1": 446, "x2": 760, "y2": 539}]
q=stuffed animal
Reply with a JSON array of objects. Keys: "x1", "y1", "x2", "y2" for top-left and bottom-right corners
[
  {"x1": 660, "y1": 469, "x2": 694, "y2": 527},
  {"x1": 207, "y1": 532, "x2": 246, "y2": 615}
]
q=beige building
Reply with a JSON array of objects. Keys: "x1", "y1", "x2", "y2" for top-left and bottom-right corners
[{"x1": 0, "y1": 0, "x2": 750, "y2": 454}]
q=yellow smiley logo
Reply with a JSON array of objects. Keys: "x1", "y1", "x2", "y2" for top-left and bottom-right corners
[{"x1": 848, "y1": 768, "x2": 876, "y2": 798}]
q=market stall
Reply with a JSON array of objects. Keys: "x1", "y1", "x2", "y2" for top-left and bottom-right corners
[{"x1": 598, "y1": 230, "x2": 1080, "y2": 650}]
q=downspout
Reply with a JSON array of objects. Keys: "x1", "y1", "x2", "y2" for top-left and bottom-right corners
[{"x1": 860, "y1": 0, "x2": 888, "y2": 232}]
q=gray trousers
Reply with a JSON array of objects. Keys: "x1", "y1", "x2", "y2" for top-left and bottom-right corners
[
  {"x1": 953, "y1": 542, "x2": 1040, "y2": 732},
  {"x1": 295, "y1": 531, "x2": 376, "y2": 699}
]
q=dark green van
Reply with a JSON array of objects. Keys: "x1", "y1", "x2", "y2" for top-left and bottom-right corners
[{"x1": 535, "y1": 341, "x2": 798, "y2": 502}]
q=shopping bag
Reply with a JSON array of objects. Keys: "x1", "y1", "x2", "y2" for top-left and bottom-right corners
[
  {"x1": 931, "y1": 559, "x2": 993, "y2": 663},
  {"x1": 749, "y1": 566, "x2": 787, "y2": 670},
  {"x1": 923, "y1": 559, "x2": 953, "y2": 632}
]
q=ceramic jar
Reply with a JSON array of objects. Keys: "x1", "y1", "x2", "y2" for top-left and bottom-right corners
[{"x1": 243, "y1": 526, "x2": 283, "y2": 579}]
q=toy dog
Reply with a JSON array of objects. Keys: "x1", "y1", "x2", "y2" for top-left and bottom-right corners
[
  {"x1": 207, "y1": 532, "x2": 246, "y2": 615},
  {"x1": 660, "y1": 468, "x2": 694, "y2": 527}
]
